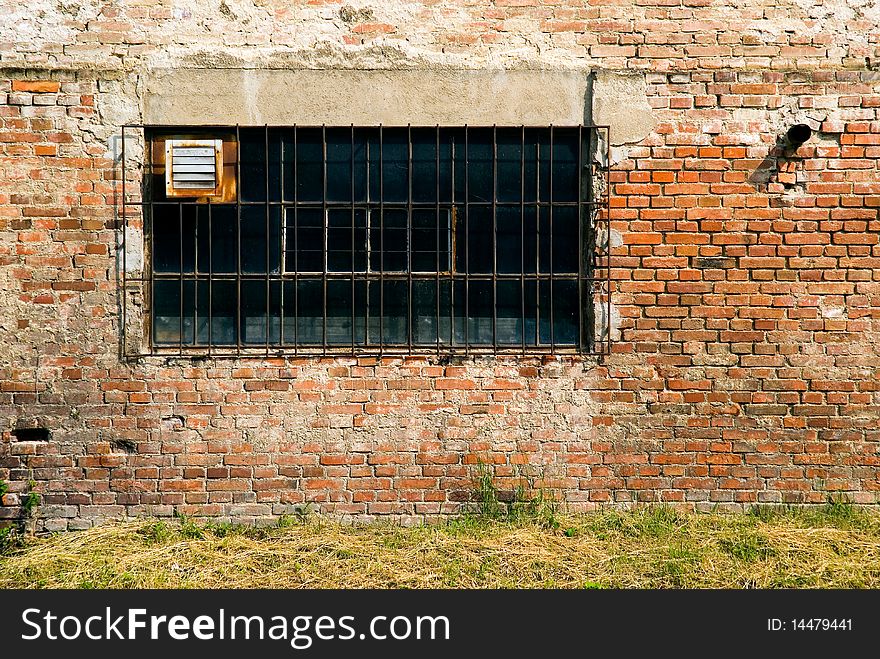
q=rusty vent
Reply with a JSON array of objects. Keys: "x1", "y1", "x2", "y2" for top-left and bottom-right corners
[{"x1": 165, "y1": 139, "x2": 222, "y2": 195}]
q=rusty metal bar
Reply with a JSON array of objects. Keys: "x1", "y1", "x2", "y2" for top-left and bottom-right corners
[
  {"x1": 578, "y1": 125, "x2": 585, "y2": 352},
  {"x1": 235, "y1": 124, "x2": 242, "y2": 352},
  {"x1": 549, "y1": 124, "x2": 555, "y2": 352},
  {"x1": 407, "y1": 124, "x2": 413, "y2": 354},
  {"x1": 321, "y1": 124, "x2": 328, "y2": 355},
  {"x1": 521, "y1": 125, "x2": 526, "y2": 351},
  {"x1": 265, "y1": 124, "x2": 271, "y2": 356},
  {"x1": 436, "y1": 125, "x2": 441, "y2": 353},
  {"x1": 379, "y1": 126, "x2": 384, "y2": 353},
  {"x1": 351, "y1": 124, "x2": 356, "y2": 352},
  {"x1": 464, "y1": 125, "x2": 470, "y2": 355},
  {"x1": 492, "y1": 124, "x2": 498, "y2": 353},
  {"x1": 121, "y1": 126, "x2": 127, "y2": 358}
]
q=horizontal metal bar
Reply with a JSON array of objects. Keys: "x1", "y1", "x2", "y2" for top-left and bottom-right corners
[
  {"x1": 124, "y1": 200, "x2": 608, "y2": 208},
  {"x1": 127, "y1": 123, "x2": 612, "y2": 130},
  {"x1": 150, "y1": 273, "x2": 593, "y2": 281},
  {"x1": 143, "y1": 347, "x2": 599, "y2": 358}
]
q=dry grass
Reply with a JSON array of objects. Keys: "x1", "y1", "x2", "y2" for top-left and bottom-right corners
[{"x1": 1, "y1": 504, "x2": 879, "y2": 589}]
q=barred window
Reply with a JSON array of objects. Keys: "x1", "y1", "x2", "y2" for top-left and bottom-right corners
[{"x1": 142, "y1": 125, "x2": 607, "y2": 355}]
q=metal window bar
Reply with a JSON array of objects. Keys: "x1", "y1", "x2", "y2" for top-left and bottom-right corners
[
  {"x1": 464, "y1": 126, "x2": 470, "y2": 356},
  {"x1": 492, "y1": 125, "x2": 497, "y2": 354},
  {"x1": 235, "y1": 124, "x2": 243, "y2": 353},
  {"x1": 520, "y1": 125, "x2": 526, "y2": 352},
  {"x1": 549, "y1": 125, "x2": 555, "y2": 353},
  {"x1": 407, "y1": 124, "x2": 413, "y2": 354},
  {"x1": 435, "y1": 125, "x2": 441, "y2": 354},
  {"x1": 122, "y1": 124, "x2": 611, "y2": 358},
  {"x1": 265, "y1": 124, "x2": 271, "y2": 356}
]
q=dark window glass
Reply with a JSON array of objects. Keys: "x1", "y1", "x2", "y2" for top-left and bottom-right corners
[{"x1": 149, "y1": 126, "x2": 593, "y2": 352}]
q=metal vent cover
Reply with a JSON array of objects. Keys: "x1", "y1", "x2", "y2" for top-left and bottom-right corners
[{"x1": 165, "y1": 139, "x2": 222, "y2": 194}]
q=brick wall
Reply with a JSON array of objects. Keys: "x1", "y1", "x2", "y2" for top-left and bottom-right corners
[{"x1": 1, "y1": 1, "x2": 879, "y2": 529}]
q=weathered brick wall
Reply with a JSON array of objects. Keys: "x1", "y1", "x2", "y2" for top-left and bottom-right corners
[{"x1": 1, "y1": 1, "x2": 879, "y2": 529}]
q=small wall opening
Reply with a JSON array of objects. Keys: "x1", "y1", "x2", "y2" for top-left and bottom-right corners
[{"x1": 11, "y1": 427, "x2": 50, "y2": 442}]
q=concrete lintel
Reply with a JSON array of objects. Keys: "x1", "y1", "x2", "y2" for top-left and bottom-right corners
[
  {"x1": 143, "y1": 69, "x2": 589, "y2": 126},
  {"x1": 591, "y1": 71, "x2": 655, "y2": 146}
]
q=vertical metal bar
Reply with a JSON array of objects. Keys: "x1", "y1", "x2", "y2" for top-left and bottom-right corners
[
  {"x1": 450, "y1": 133, "x2": 455, "y2": 349},
  {"x1": 351, "y1": 124, "x2": 356, "y2": 352},
  {"x1": 520, "y1": 125, "x2": 526, "y2": 352},
  {"x1": 208, "y1": 198, "x2": 213, "y2": 355},
  {"x1": 577, "y1": 125, "x2": 585, "y2": 352},
  {"x1": 379, "y1": 126, "x2": 384, "y2": 353},
  {"x1": 492, "y1": 124, "x2": 497, "y2": 354},
  {"x1": 464, "y1": 126, "x2": 470, "y2": 355},
  {"x1": 147, "y1": 131, "x2": 154, "y2": 354},
  {"x1": 322, "y1": 124, "x2": 328, "y2": 354},
  {"x1": 549, "y1": 124, "x2": 555, "y2": 352},
  {"x1": 379, "y1": 129, "x2": 386, "y2": 352},
  {"x1": 435, "y1": 125, "x2": 441, "y2": 354},
  {"x1": 194, "y1": 198, "x2": 199, "y2": 346},
  {"x1": 235, "y1": 124, "x2": 242, "y2": 354},
  {"x1": 279, "y1": 128, "x2": 285, "y2": 348},
  {"x1": 407, "y1": 124, "x2": 413, "y2": 353},
  {"x1": 265, "y1": 124, "x2": 271, "y2": 355},
  {"x1": 121, "y1": 126, "x2": 127, "y2": 357},
  {"x1": 577, "y1": 126, "x2": 589, "y2": 352},
  {"x1": 534, "y1": 132, "x2": 540, "y2": 347},
  {"x1": 365, "y1": 128, "x2": 371, "y2": 346},
  {"x1": 293, "y1": 126, "x2": 299, "y2": 355},
  {"x1": 605, "y1": 126, "x2": 611, "y2": 356},
  {"x1": 179, "y1": 202, "x2": 184, "y2": 356}
]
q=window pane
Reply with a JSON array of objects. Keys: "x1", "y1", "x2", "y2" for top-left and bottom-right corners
[
  {"x1": 152, "y1": 204, "x2": 181, "y2": 273},
  {"x1": 551, "y1": 128, "x2": 579, "y2": 203},
  {"x1": 196, "y1": 204, "x2": 236, "y2": 274},
  {"x1": 326, "y1": 131, "x2": 368, "y2": 203},
  {"x1": 241, "y1": 280, "x2": 281, "y2": 345},
  {"x1": 496, "y1": 280, "x2": 523, "y2": 346},
  {"x1": 326, "y1": 279, "x2": 366, "y2": 345},
  {"x1": 553, "y1": 279, "x2": 579, "y2": 345},
  {"x1": 295, "y1": 128, "x2": 324, "y2": 202},
  {"x1": 370, "y1": 209, "x2": 407, "y2": 272},
  {"x1": 497, "y1": 128, "x2": 524, "y2": 203},
  {"x1": 378, "y1": 129, "x2": 408, "y2": 203},
  {"x1": 286, "y1": 208, "x2": 323, "y2": 273},
  {"x1": 412, "y1": 129, "x2": 437, "y2": 203},
  {"x1": 241, "y1": 206, "x2": 281, "y2": 274},
  {"x1": 538, "y1": 279, "x2": 578, "y2": 345},
  {"x1": 457, "y1": 205, "x2": 493, "y2": 274},
  {"x1": 194, "y1": 280, "x2": 209, "y2": 344},
  {"x1": 496, "y1": 205, "x2": 523, "y2": 275},
  {"x1": 292, "y1": 278, "x2": 323, "y2": 344},
  {"x1": 327, "y1": 209, "x2": 367, "y2": 272},
  {"x1": 552, "y1": 205, "x2": 579, "y2": 274},
  {"x1": 412, "y1": 279, "x2": 437, "y2": 345},
  {"x1": 368, "y1": 279, "x2": 407, "y2": 345},
  {"x1": 210, "y1": 279, "x2": 237, "y2": 345},
  {"x1": 239, "y1": 128, "x2": 281, "y2": 202},
  {"x1": 153, "y1": 279, "x2": 193, "y2": 344},
  {"x1": 411, "y1": 208, "x2": 451, "y2": 272},
  {"x1": 466, "y1": 279, "x2": 493, "y2": 345},
  {"x1": 466, "y1": 129, "x2": 493, "y2": 203}
]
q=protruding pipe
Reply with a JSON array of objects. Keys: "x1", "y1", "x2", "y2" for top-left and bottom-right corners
[{"x1": 787, "y1": 124, "x2": 812, "y2": 147}]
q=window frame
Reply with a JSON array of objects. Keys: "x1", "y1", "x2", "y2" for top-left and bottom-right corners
[{"x1": 120, "y1": 124, "x2": 611, "y2": 358}]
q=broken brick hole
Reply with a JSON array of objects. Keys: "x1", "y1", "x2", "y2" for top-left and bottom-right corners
[
  {"x1": 161, "y1": 415, "x2": 186, "y2": 432},
  {"x1": 12, "y1": 427, "x2": 50, "y2": 442},
  {"x1": 786, "y1": 124, "x2": 812, "y2": 147}
]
